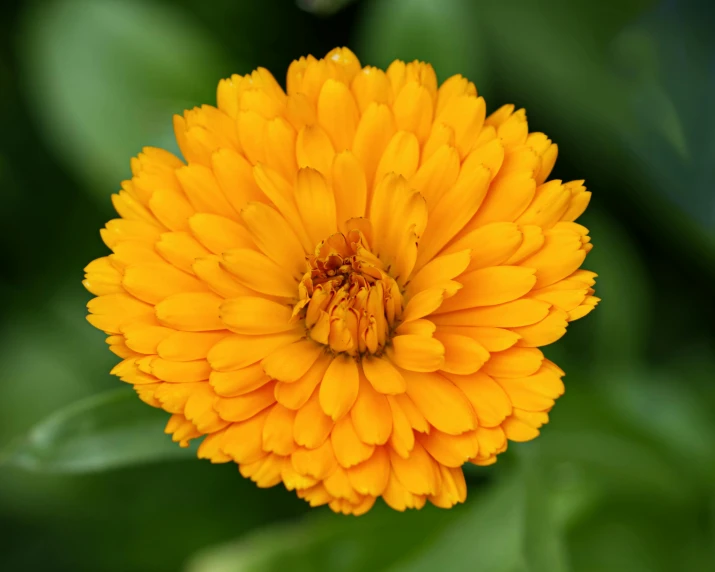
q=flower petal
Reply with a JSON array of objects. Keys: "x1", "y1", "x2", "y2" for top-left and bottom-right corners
[
  {"x1": 387, "y1": 335, "x2": 445, "y2": 372},
  {"x1": 403, "y1": 371, "x2": 475, "y2": 435},
  {"x1": 319, "y1": 355, "x2": 359, "y2": 420}
]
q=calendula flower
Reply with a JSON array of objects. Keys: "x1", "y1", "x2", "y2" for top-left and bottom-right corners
[{"x1": 84, "y1": 47, "x2": 598, "y2": 515}]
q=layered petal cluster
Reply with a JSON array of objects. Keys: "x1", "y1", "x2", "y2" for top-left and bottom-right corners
[{"x1": 84, "y1": 47, "x2": 598, "y2": 515}]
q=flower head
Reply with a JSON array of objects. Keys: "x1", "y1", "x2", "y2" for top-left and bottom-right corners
[{"x1": 85, "y1": 47, "x2": 598, "y2": 515}]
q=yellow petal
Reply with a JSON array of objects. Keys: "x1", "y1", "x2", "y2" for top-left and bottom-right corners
[
  {"x1": 83, "y1": 257, "x2": 123, "y2": 296},
  {"x1": 240, "y1": 453, "x2": 285, "y2": 488},
  {"x1": 434, "y1": 266, "x2": 537, "y2": 312},
  {"x1": 296, "y1": 123, "x2": 335, "y2": 176},
  {"x1": 436, "y1": 95, "x2": 486, "y2": 158},
  {"x1": 415, "y1": 162, "x2": 491, "y2": 269},
  {"x1": 382, "y1": 472, "x2": 426, "y2": 511},
  {"x1": 374, "y1": 130, "x2": 420, "y2": 184},
  {"x1": 351, "y1": 66, "x2": 391, "y2": 113},
  {"x1": 317, "y1": 78, "x2": 359, "y2": 151},
  {"x1": 421, "y1": 429, "x2": 479, "y2": 467},
  {"x1": 221, "y1": 410, "x2": 270, "y2": 463},
  {"x1": 220, "y1": 296, "x2": 296, "y2": 334},
  {"x1": 505, "y1": 224, "x2": 544, "y2": 264},
  {"x1": 401, "y1": 286, "x2": 455, "y2": 323},
  {"x1": 222, "y1": 248, "x2": 298, "y2": 298},
  {"x1": 517, "y1": 180, "x2": 571, "y2": 228},
  {"x1": 435, "y1": 326, "x2": 520, "y2": 352},
  {"x1": 482, "y1": 347, "x2": 544, "y2": 378},
  {"x1": 387, "y1": 335, "x2": 445, "y2": 372},
  {"x1": 324, "y1": 467, "x2": 361, "y2": 502},
  {"x1": 352, "y1": 103, "x2": 395, "y2": 188},
  {"x1": 109, "y1": 240, "x2": 163, "y2": 269},
  {"x1": 252, "y1": 164, "x2": 313, "y2": 252},
  {"x1": 351, "y1": 374, "x2": 392, "y2": 445},
  {"x1": 331, "y1": 415, "x2": 375, "y2": 468},
  {"x1": 188, "y1": 213, "x2": 254, "y2": 255},
  {"x1": 502, "y1": 409, "x2": 548, "y2": 442},
  {"x1": 319, "y1": 354, "x2": 359, "y2": 420},
  {"x1": 512, "y1": 307, "x2": 569, "y2": 347},
  {"x1": 155, "y1": 292, "x2": 224, "y2": 331},
  {"x1": 239, "y1": 202, "x2": 305, "y2": 276},
  {"x1": 291, "y1": 440, "x2": 338, "y2": 480},
  {"x1": 445, "y1": 371, "x2": 512, "y2": 427},
  {"x1": 428, "y1": 465, "x2": 467, "y2": 508},
  {"x1": 122, "y1": 264, "x2": 207, "y2": 304},
  {"x1": 403, "y1": 371, "x2": 475, "y2": 434},
  {"x1": 444, "y1": 222, "x2": 522, "y2": 271},
  {"x1": 156, "y1": 231, "x2": 210, "y2": 274},
  {"x1": 215, "y1": 382, "x2": 276, "y2": 421},
  {"x1": 433, "y1": 332, "x2": 490, "y2": 375},
  {"x1": 405, "y1": 250, "x2": 471, "y2": 299},
  {"x1": 262, "y1": 339, "x2": 324, "y2": 383},
  {"x1": 430, "y1": 298, "x2": 550, "y2": 328},
  {"x1": 395, "y1": 319, "x2": 436, "y2": 337},
  {"x1": 211, "y1": 147, "x2": 266, "y2": 211},
  {"x1": 124, "y1": 325, "x2": 174, "y2": 354},
  {"x1": 101, "y1": 218, "x2": 162, "y2": 249},
  {"x1": 393, "y1": 82, "x2": 434, "y2": 144},
  {"x1": 207, "y1": 332, "x2": 302, "y2": 371},
  {"x1": 332, "y1": 151, "x2": 367, "y2": 228},
  {"x1": 209, "y1": 363, "x2": 271, "y2": 397},
  {"x1": 389, "y1": 441, "x2": 441, "y2": 495},
  {"x1": 293, "y1": 391, "x2": 333, "y2": 448},
  {"x1": 275, "y1": 353, "x2": 331, "y2": 410},
  {"x1": 148, "y1": 189, "x2": 194, "y2": 232},
  {"x1": 387, "y1": 395, "x2": 415, "y2": 458},
  {"x1": 496, "y1": 364, "x2": 564, "y2": 411},
  {"x1": 470, "y1": 171, "x2": 536, "y2": 227},
  {"x1": 262, "y1": 404, "x2": 297, "y2": 455},
  {"x1": 361, "y1": 356, "x2": 406, "y2": 395},
  {"x1": 295, "y1": 168, "x2": 337, "y2": 246},
  {"x1": 151, "y1": 358, "x2": 211, "y2": 383},
  {"x1": 176, "y1": 164, "x2": 237, "y2": 218},
  {"x1": 521, "y1": 227, "x2": 588, "y2": 289},
  {"x1": 157, "y1": 331, "x2": 227, "y2": 361},
  {"x1": 347, "y1": 446, "x2": 390, "y2": 496},
  {"x1": 436, "y1": 74, "x2": 477, "y2": 117},
  {"x1": 193, "y1": 255, "x2": 255, "y2": 299},
  {"x1": 368, "y1": 173, "x2": 427, "y2": 283},
  {"x1": 408, "y1": 144, "x2": 460, "y2": 211},
  {"x1": 391, "y1": 393, "x2": 429, "y2": 433}
]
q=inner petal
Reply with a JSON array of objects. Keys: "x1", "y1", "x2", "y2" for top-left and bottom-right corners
[{"x1": 294, "y1": 230, "x2": 404, "y2": 356}]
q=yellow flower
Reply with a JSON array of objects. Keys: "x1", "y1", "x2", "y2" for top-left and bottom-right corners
[{"x1": 84, "y1": 47, "x2": 598, "y2": 515}]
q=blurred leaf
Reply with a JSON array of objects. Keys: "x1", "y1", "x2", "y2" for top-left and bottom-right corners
[
  {"x1": 613, "y1": 0, "x2": 715, "y2": 231},
  {"x1": 296, "y1": 0, "x2": 357, "y2": 16},
  {"x1": 185, "y1": 502, "x2": 459, "y2": 572},
  {"x1": 539, "y1": 384, "x2": 688, "y2": 502},
  {"x1": 355, "y1": 0, "x2": 490, "y2": 92},
  {"x1": 600, "y1": 367, "x2": 715, "y2": 482},
  {"x1": 186, "y1": 466, "x2": 570, "y2": 572},
  {"x1": 19, "y1": 0, "x2": 228, "y2": 199},
  {"x1": 1, "y1": 388, "x2": 195, "y2": 473},
  {"x1": 585, "y1": 212, "x2": 651, "y2": 371}
]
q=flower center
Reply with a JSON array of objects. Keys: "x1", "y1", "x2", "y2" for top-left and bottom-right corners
[{"x1": 293, "y1": 230, "x2": 403, "y2": 356}]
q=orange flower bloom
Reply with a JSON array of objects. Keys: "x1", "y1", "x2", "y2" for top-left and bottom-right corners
[{"x1": 84, "y1": 47, "x2": 598, "y2": 515}]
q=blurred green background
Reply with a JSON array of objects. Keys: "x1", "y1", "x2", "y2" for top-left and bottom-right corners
[{"x1": 1, "y1": 0, "x2": 714, "y2": 570}]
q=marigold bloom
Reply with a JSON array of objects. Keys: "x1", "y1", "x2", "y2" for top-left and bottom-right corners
[{"x1": 84, "y1": 47, "x2": 598, "y2": 515}]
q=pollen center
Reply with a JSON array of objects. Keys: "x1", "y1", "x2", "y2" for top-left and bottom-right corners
[{"x1": 293, "y1": 230, "x2": 403, "y2": 356}]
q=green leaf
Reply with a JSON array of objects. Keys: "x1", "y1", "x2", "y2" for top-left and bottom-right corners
[
  {"x1": 1, "y1": 388, "x2": 195, "y2": 473},
  {"x1": 186, "y1": 465, "x2": 570, "y2": 572},
  {"x1": 355, "y1": 0, "x2": 490, "y2": 92},
  {"x1": 585, "y1": 212, "x2": 651, "y2": 371},
  {"x1": 18, "y1": 0, "x2": 229, "y2": 199}
]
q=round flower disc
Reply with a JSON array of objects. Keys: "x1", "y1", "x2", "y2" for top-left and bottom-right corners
[{"x1": 84, "y1": 47, "x2": 599, "y2": 515}]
